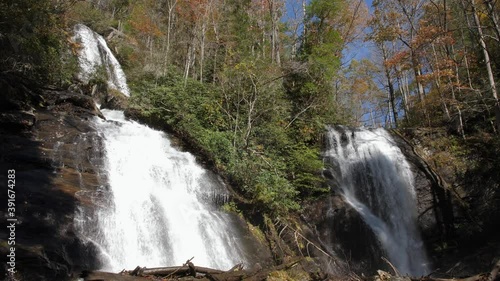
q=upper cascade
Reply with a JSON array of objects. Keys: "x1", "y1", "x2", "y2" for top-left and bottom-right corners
[{"x1": 73, "y1": 24, "x2": 130, "y2": 96}]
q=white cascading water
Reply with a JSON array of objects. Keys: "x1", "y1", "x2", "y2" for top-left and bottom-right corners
[
  {"x1": 76, "y1": 109, "x2": 250, "y2": 271},
  {"x1": 72, "y1": 24, "x2": 252, "y2": 271},
  {"x1": 73, "y1": 24, "x2": 130, "y2": 96},
  {"x1": 325, "y1": 126, "x2": 430, "y2": 276}
]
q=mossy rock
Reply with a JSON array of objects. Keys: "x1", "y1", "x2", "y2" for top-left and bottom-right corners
[{"x1": 100, "y1": 88, "x2": 129, "y2": 110}]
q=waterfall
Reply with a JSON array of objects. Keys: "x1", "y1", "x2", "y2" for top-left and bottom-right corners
[
  {"x1": 72, "y1": 25, "x2": 258, "y2": 272},
  {"x1": 73, "y1": 24, "x2": 130, "y2": 96},
  {"x1": 324, "y1": 126, "x2": 430, "y2": 276},
  {"x1": 75, "y1": 109, "x2": 252, "y2": 271}
]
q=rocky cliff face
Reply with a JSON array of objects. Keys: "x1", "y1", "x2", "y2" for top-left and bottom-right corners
[
  {"x1": 0, "y1": 73, "x2": 104, "y2": 280},
  {"x1": 301, "y1": 194, "x2": 384, "y2": 275},
  {"x1": 397, "y1": 128, "x2": 500, "y2": 277}
]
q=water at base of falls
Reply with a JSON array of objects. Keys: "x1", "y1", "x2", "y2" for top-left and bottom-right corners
[
  {"x1": 324, "y1": 126, "x2": 430, "y2": 276},
  {"x1": 75, "y1": 109, "x2": 250, "y2": 271}
]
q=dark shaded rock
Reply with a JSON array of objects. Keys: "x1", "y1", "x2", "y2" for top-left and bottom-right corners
[
  {"x1": 99, "y1": 88, "x2": 129, "y2": 110},
  {"x1": 0, "y1": 111, "x2": 105, "y2": 280},
  {"x1": 0, "y1": 72, "x2": 44, "y2": 111},
  {"x1": 389, "y1": 130, "x2": 452, "y2": 243},
  {"x1": 322, "y1": 169, "x2": 334, "y2": 180},
  {"x1": 43, "y1": 90, "x2": 104, "y2": 119},
  {"x1": 0, "y1": 111, "x2": 36, "y2": 132},
  {"x1": 0, "y1": 75, "x2": 105, "y2": 281},
  {"x1": 85, "y1": 82, "x2": 129, "y2": 110},
  {"x1": 301, "y1": 195, "x2": 385, "y2": 276},
  {"x1": 395, "y1": 128, "x2": 500, "y2": 277}
]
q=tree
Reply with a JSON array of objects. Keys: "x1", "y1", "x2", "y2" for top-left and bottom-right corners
[
  {"x1": 0, "y1": 0, "x2": 71, "y2": 83},
  {"x1": 469, "y1": 0, "x2": 500, "y2": 131}
]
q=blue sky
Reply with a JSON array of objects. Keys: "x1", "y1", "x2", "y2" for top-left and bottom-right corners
[
  {"x1": 283, "y1": 0, "x2": 375, "y2": 62},
  {"x1": 346, "y1": 0, "x2": 374, "y2": 62}
]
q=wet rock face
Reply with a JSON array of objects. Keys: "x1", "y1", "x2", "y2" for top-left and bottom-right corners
[
  {"x1": 302, "y1": 194, "x2": 385, "y2": 275},
  {"x1": 389, "y1": 134, "x2": 441, "y2": 240},
  {"x1": 390, "y1": 130, "x2": 463, "y2": 264},
  {"x1": 0, "y1": 74, "x2": 104, "y2": 281},
  {"x1": 395, "y1": 129, "x2": 500, "y2": 277}
]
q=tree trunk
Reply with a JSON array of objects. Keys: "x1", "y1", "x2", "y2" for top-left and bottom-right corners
[
  {"x1": 483, "y1": 0, "x2": 500, "y2": 41},
  {"x1": 460, "y1": 0, "x2": 497, "y2": 132},
  {"x1": 200, "y1": 21, "x2": 206, "y2": 82},
  {"x1": 184, "y1": 43, "x2": 193, "y2": 85},
  {"x1": 430, "y1": 44, "x2": 451, "y2": 121},
  {"x1": 381, "y1": 43, "x2": 398, "y2": 127},
  {"x1": 165, "y1": 0, "x2": 177, "y2": 72},
  {"x1": 471, "y1": 0, "x2": 500, "y2": 131},
  {"x1": 268, "y1": 0, "x2": 281, "y2": 65}
]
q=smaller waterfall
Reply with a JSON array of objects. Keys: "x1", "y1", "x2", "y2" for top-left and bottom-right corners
[
  {"x1": 324, "y1": 126, "x2": 430, "y2": 276},
  {"x1": 73, "y1": 24, "x2": 130, "y2": 96}
]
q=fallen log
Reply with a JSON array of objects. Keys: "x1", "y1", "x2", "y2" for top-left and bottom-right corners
[
  {"x1": 139, "y1": 265, "x2": 225, "y2": 277},
  {"x1": 82, "y1": 257, "x2": 303, "y2": 281},
  {"x1": 205, "y1": 257, "x2": 303, "y2": 281},
  {"x1": 82, "y1": 257, "x2": 498, "y2": 281},
  {"x1": 81, "y1": 271, "x2": 150, "y2": 281}
]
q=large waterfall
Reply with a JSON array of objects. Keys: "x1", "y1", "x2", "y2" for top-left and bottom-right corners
[
  {"x1": 324, "y1": 126, "x2": 430, "y2": 276},
  {"x1": 72, "y1": 24, "x2": 257, "y2": 272},
  {"x1": 75, "y1": 110, "x2": 252, "y2": 271}
]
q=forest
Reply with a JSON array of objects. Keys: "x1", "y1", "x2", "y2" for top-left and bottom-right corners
[
  {"x1": 2, "y1": 0, "x2": 500, "y2": 129},
  {"x1": 1, "y1": 0, "x2": 500, "y2": 279},
  {"x1": 1, "y1": 0, "x2": 500, "y2": 223}
]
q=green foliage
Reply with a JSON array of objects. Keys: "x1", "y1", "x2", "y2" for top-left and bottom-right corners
[
  {"x1": 306, "y1": 0, "x2": 342, "y2": 22},
  {"x1": 68, "y1": 2, "x2": 116, "y2": 34},
  {"x1": 221, "y1": 201, "x2": 240, "y2": 214},
  {"x1": 254, "y1": 171, "x2": 300, "y2": 213},
  {"x1": 299, "y1": 0, "x2": 344, "y2": 108},
  {"x1": 199, "y1": 130, "x2": 236, "y2": 166},
  {"x1": 287, "y1": 144, "x2": 328, "y2": 195},
  {"x1": 129, "y1": 67, "x2": 331, "y2": 215},
  {"x1": 0, "y1": 0, "x2": 69, "y2": 84},
  {"x1": 307, "y1": 31, "x2": 342, "y2": 82}
]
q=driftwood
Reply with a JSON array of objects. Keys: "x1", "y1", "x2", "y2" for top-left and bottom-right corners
[
  {"x1": 138, "y1": 265, "x2": 225, "y2": 276},
  {"x1": 81, "y1": 257, "x2": 302, "y2": 281},
  {"x1": 80, "y1": 271, "x2": 150, "y2": 281},
  {"x1": 81, "y1": 258, "x2": 499, "y2": 281}
]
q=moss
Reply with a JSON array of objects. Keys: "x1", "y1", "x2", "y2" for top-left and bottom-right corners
[
  {"x1": 267, "y1": 270, "x2": 293, "y2": 281},
  {"x1": 221, "y1": 201, "x2": 240, "y2": 214},
  {"x1": 247, "y1": 222, "x2": 267, "y2": 244},
  {"x1": 267, "y1": 267, "x2": 310, "y2": 281}
]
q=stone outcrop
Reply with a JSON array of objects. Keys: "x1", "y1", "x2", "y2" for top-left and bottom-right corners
[
  {"x1": 395, "y1": 128, "x2": 500, "y2": 277},
  {"x1": 0, "y1": 73, "x2": 104, "y2": 280},
  {"x1": 389, "y1": 130, "x2": 456, "y2": 246},
  {"x1": 301, "y1": 188, "x2": 386, "y2": 275}
]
